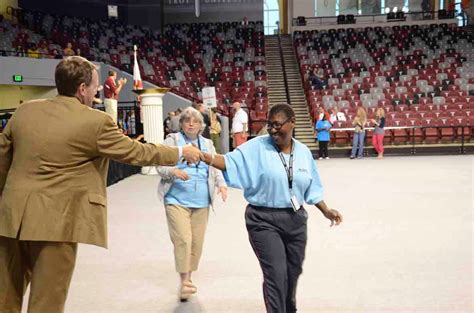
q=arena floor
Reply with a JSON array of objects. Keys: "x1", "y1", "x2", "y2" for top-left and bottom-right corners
[{"x1": 23, "y1": 155, "x2": 473, "y2": 313}]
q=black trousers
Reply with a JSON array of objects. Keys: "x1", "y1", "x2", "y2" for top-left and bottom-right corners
[
  {"x1": 245, "y1": 205, "x2": 308, "y2": 313},
  {"x1": 318, "y1": 140, "x2": 329, "y2": 158}
]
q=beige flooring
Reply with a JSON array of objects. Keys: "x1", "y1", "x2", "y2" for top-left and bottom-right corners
[{"x1": 22, "y1": 155, "x2": 473, "y2": 313}]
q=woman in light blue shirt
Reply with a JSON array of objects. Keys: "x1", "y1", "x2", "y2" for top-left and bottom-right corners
[
  {"x1": 200, "y1": 104, "x2": 343, "y2": 313},
  {"x1": 157, "y1": 107, "x2": 227, "y2": 302}
]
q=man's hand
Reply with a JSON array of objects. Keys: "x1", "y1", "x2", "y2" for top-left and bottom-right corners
[
  {"x1": 322, "y1": 208, "x2": 343, "y2": 227},
  {"x1": 217, "y1": 186, "x2": 227, "y2": 202},
  {"x1": 173, "y1": 169, "x2": 189, "y2": 180},
  {"x1": 182, "y1": 145, "x2": 203, "y2": 164}
]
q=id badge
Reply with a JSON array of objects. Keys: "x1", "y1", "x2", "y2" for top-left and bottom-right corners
[{"x1": 290, "y1": 194, "x2": 300, "y2": 212}]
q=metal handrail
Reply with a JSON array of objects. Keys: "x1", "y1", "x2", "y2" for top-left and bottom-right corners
[{"x1": 277, "y1": 34, "x2": 291, "y2": 104}]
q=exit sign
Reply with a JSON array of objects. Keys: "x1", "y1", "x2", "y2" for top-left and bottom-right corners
[{"x1": 13, "y1": 75, "x2": 23, "y2": 82}]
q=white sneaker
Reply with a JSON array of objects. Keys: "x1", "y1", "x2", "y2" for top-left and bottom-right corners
[
  {"x1": 318, "y1": 157, "x2": 323, "y2": 160},
  {"x1": 325, "y1": 157, "x2": 330, "y2": 160}
]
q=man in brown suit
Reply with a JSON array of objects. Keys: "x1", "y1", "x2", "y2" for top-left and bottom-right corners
[{"x1": 0, "y1": 56, "x2": 202, "y2": 313}]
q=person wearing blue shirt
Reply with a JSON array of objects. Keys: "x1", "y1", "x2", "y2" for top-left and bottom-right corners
[
  {"x1": 315, "y1": 108, "x2": 332, "y2": 160},
  {"x1": 200, "y1": 104, "x2": 343, "y2": 313},
  {"x1": 157, "y1": 107, "x2": 228, "y2": 302}
]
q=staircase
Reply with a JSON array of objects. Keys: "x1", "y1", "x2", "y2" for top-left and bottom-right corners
[
  {"x1": 279, "y1": 35, "x2": 317, "y2": 151},
  {"x1": 264, "y1": 36, "x2": 289, "y2": 106}
]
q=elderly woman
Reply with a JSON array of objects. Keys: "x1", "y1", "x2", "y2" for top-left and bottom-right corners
[
  {"x1": 157, "y1": 107, "x2": 228, "y2": 302},
  {"x1": 199, "y1": 104, "x2": 343, "y2": 312}
]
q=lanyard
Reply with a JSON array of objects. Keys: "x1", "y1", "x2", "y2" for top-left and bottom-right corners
[
  {"x1": 276, "y1": 140, "x2": 294, "y2": 191},
  {"x1": 181, "y1": 132, "x2": 201, "y2": 170}
]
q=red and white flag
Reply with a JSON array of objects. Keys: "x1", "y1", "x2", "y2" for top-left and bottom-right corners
[{"x1": 133, "y1": 45, "x2": 143, "y2": 90}]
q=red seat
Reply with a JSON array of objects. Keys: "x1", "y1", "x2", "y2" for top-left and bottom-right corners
[
  {"x1": 439, "y1": 118, "x2": 456, "y2": 142},
  {"x1": 392, "y1": 119, "x2": 409, "y2": 144},
  {"x1": 407, "y1": 118, "x2": 423, "y2": 143},
  {"x1": 422, "y1": 118, "x2": 440, "y2": 143}
]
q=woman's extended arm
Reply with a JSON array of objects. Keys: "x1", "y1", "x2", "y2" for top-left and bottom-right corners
[{"x1": 201, "y1": 152, "x2": 226, "y2": 171}]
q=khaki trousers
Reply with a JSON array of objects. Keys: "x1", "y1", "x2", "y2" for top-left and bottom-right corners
[
  {"x1": 104, "y1": 98, "x2": 118, "y2": 124},
  {"x1": 165, "y1": 204, "x2": 209, "y2": 273},
  {"x1": 0, "y1": 236, "x2": 77, "y2": 313}
]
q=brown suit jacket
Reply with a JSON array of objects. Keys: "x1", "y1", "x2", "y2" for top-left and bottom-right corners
[{"x1": 0, "y1": 96, "x2": 179, "y2": 248}]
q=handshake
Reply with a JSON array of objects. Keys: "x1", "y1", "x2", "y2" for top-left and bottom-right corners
[{"x1": 181, "y1": 144, "x2": 205, "y2": 164}]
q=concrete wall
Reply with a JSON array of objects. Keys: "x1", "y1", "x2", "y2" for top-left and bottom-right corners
[
  {"x1": 291, "y1": 0, "x2": 314, "y2": 18},
  {"x1": 18, "y1": 0, "x2": 159, "y2": 29},
  {"x1": 18, "y1": 0, "x2": 264, "y2": 29},
  {"x1": 0, "y1": 57, "x2": 191, "y2": 117},
  {"x1": 316, "y1": 0, "x2": 336, "y2": 16},
  {"x1": 0, "y1": 0, "x2": 18, "y2": 16},
  {"x1": 0, "y1": 85, "x2": 56, "y2": 109},
  {"x1": 164, "y1": 0, "x2": 263, "y2": 24}
]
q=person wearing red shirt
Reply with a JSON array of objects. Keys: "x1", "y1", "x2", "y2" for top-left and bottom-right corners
[{"x1": 103, "y1": 70, "x2": 127, "y2": 123}]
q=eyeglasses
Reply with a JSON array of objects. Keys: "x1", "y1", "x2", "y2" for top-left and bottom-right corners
[{"x1": 266, "y1": 117, "x2": 292, "y2": 130}]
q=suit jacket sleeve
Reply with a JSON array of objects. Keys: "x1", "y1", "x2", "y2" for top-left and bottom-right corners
[
  {"x1": 0, "y1": 117, "x2": 13, "y2": 194},
  {"x1": 97, "y1": 114, "x2": 179, "y2": 166}
]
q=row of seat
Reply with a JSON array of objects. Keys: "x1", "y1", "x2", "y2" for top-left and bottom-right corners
[
  {"x1": 7, "y1": 8, "x2": 269, "y2": 127},
  {"x1": 331, "y1": 116, "x2": 474, "y2": 146}
]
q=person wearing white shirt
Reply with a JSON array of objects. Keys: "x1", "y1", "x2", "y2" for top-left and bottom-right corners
[
  {"x1": 329, "y1": 106, "x2": 347, "y2": 124},
  {"x1": 231, "y1": 101, "x2": 248, "y2": 147}
]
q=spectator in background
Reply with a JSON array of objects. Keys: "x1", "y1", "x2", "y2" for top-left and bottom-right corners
[
  {"x1": 76, "y1": 48, "x2": 81, "y2": 57},
  {"x1": 329, "y1": 106, "x2": 347, "y2": 123},
  {"x1": 27, "y1": 43, "x2": 40, "y2": 59},
  {"x1": 209, "y1": 108, "x2": 222, "y2": 153},
  {"x1": 193, "y1": 103, "x2": 211, "y2": 139},
  {"x1": 350, "y1": 107, "x2": 367, "y2": 159},
  {"x1": 50, "y1": 49, "x2": 63, "y2": 59},
  {"x1": 157, "y1": 107, "x2": 227, "y2": 302},
  {"x1": 310, "y1": 68, "x2": 327, "y2": 90},
  {"x1": 15, "y1": 46, "x2": 25, "y2": 57},
  {"x1": 164, "y1": 111, "x2": 175, "y2": 138},
  {"x1": 315, "y1": 108, "x2": 332, "y2": 160},
  {"x1": 371, "y1": 107, "x2": 386, "y2": 158},
  {"x1": 169, "y1": 108, "x2": 182, "y2": 134},
  {"x1": 63, "y1": 42, "x2": 75, "y2": 56},
  {"x1": 38, "y1": 45, "x2": 49, "y2": 58},
  {"x1": 231, "y1": 101, "x2": 248, "y2": 147},
  {"x1": 103, "y1": 70, "x2": 127, "y2": 124}
]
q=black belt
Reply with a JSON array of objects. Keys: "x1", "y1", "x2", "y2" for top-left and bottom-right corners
[{"x1": 248, "y1": 204, "x2": 301, "y2": 212}]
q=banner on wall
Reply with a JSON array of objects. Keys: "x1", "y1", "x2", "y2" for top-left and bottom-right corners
[
  {"x1": 107, "y1": 5, "x2": 118, "y2": 18},
  {"x1": 202, "y1": 87, "x2": 217, "y2": 108}
]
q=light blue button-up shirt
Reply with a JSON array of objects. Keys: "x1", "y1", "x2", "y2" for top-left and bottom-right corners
[
  {"x1": 224, "y1": 135, "x2": 324, "y2": 209},
  {"x1": 165, "y1": 133, "x2": 210, "y2": 208},
  {"x1": 316, "y1": 120, "x2": 332, "y2": 142}
]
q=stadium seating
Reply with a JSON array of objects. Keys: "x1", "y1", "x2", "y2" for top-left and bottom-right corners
[
  {"x1": 295, "y1": 23, "x2": 474, "y2": 145},
  {"x1": 1, "y1": 9, "x2": 267, "y2": 134}
]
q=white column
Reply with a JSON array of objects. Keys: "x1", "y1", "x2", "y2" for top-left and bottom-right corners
[{"x1": 135, "y1": 88, "x2": 169, "y2": 175}]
